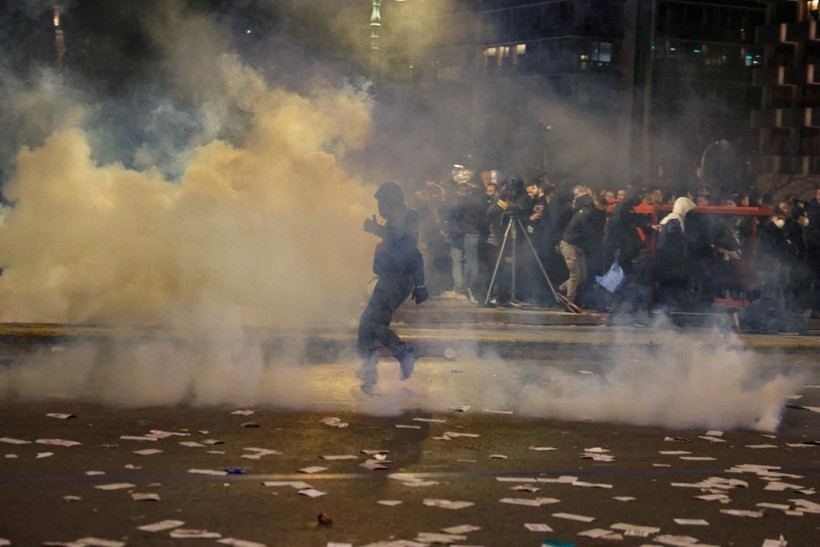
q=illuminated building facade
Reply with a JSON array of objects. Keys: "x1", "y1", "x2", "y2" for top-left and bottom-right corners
[{"x1": 752, "y1": 0, "x2": 820, "y2": 184}]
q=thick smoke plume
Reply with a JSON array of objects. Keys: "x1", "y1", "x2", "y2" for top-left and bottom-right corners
[{"x1": 0, "y1": 6, "x2": 375, "y2": 328}]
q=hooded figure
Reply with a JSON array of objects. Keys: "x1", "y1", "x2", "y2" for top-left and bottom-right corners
[
  {"x1": 656, "y1": 197, "x2": 696, "y2": 255},
  {"x1": 604, "y1": 188, "x2": 655, "y2": 276},
  {"x1": 357, "y1": 182, "x2": 427, "y2": 395},
  {"x1": 652, "y1": 196, "x2": 697, "y2": 309}
]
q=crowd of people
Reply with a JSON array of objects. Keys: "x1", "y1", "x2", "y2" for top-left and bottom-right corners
[{"x1": 403, "y1": 166, "x2": 820, "y2": 327}]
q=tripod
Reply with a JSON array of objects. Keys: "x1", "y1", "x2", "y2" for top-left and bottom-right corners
[{"x1": 484, "y1": 213, "x2": 580, "y2": 313}]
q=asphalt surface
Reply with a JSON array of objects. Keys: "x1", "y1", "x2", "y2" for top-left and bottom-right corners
[{"x1": 0, "y1": 301, "x2": 818, "y2": 547}]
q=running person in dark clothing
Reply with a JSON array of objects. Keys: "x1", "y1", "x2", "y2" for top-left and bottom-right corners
[{"x1": 357, "y1": 182, "x2": 428, "y2": 394}]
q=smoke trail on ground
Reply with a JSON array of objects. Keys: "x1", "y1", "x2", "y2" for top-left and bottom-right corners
[{"x1": 0, "y1": 327, "x2": 805, "y2": 432}]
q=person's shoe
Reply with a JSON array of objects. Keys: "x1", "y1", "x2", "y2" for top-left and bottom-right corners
[
  {"x1": 395, "y1": 345, "x2": 417, "y2": 381},
  {"x1": 356, "y1": 354, "x2": 379, "y2": 395},
  {"x1": 465, "y1": 288, "x2": 478, "y2": 305}
]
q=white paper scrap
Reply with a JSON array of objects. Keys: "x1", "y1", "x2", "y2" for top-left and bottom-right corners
[
  {"x1": 552, "y1": 512, "x2": 596, "y2": 523},
  {"x1": 36, "y1": 452, "x2": 54, "y2": 459},
  {"x1": 790, "y1": 499, "x2": 820, "y2": 513},
  {"x1": 572, "y1": 481, "x2": 613, "y2": 489},
  {"x1": 705, "y1": 430, "x2": 723, "y2": 437},
  {"x1": 325, "y1": 543, "x2": 353, "y2": 547},
  {"x1": 63, "y1": 495, "x2": 82, "y2": 502},
  {"x1": 610, "y1": 523, "x2": 661, "y2": 535},
  {"x1": 320, "y1": 454, "x2": 358, "y2": 461},
  {"x1": 133, "y1": 449, "x2": 163, "y2": 456},
  {"x1": 36, "y1": 438, "x2": 81, "y2": 447},
  {"x1": 440, "y1": 524, "x2": 481, "y2": 534},
  {"x1": 654, "y1": 534, "x2": 701, "y2": 545},
  {"x1": 761, "y1": 535, "x2": 788, "y2": 547},
  {"x1": 680, "y1": 456, "x2": 717, "y2": 461},
  {"x1": 231, "y1": 409, "x2": 255, "y2": 416},
  {"x1": 412, "y1": 417, "x2": 447, "y2": 423},
  {"x1": 423, "y1": 498, "x2": 474, "y2": 510},
  {"x1": 765, "y1": 481, "x2": 806, "y2": 491},
  {"x1": 489, "y1": 454, "x2": 508, "y2": 459},
  {"x1": 148, "y1": 430, "x2": 189, "y2": 439},
  {"x1": 187, "y1": 468, "x2": 227, "y2": 476},
  {"x1": 674, "y1": 518, "x2": 709, "y2": 526},
  {"x1": 0, "y1": 437, "x2": 30, "y2": 445},
  {"x1": 170, "y1": 529, "x2": 222, "y2": 539},
  {"x1": 698, "y1": 436, "x2": 726, "y2": 443},
  {"x1": 137, "y1": 519, "x2": 185, "y2": 532},
  {"x1": 524, "y1": 523, "x2": 553, "y2": 532},
  {"x1": 443, "y1": 431, "x2": 480, "y2": 439},
  {"x1": 360, "y1": 460, "x2": 390, "y2": 470},
  {"x1": 94, "y1": 483, "x2": 136, "y2": 491},
  {"x1": 119, "y1": 435, "x2": 157, "y2": 442},
  {"x1": 85, "y1": 471, "x2": 106, "y2": 476},
  {"x1": 320, "y1": 417, "x2": 349, "y2": 428},
  {"x1": 74, "y1": 537, "x2": 125, "y2": 547},
  {"x1": 482, "y1": 408, "x2": 513, "y2": 414},
  {"x1": 694, "y1": 494, "x2": 730, "y2": 503},
  {"x1": 131, "y1": 492, "x2": 160, "y2": 501},
  {"x1": 179, "y1": 441, "x2": 206, "y2": 448},
  {"x1": 511, "y1": 484, "x2": 540, "y2": 492},
  {"x1": 613, "y1": 496, "x2": 637, "y2": 502},
  {"x1": 377, "y1": 500, "x2": 403, "y2": 506},
  {"x1": 298, "y1": 488, "x2": 326, "y2": 498},
  {"x1": 361, "y1": 449, "x2": 390, "y2": 455},
  {"x1": 746, "y1": 444, "x2": 778, "y2": 449},
  {"x1": 262, "y1": 481, "x2": 313, "y2": 489},
  {"x1": 577, "y1": 529, "x2": 622, "y2": 539},
  {"x1": 298, "y1": 466, "x2": 328, "y2": 474},
  {"x1": 415, "y1": 532, "x2": 466, "y2": 543},
  {"x1": 395, "y1": 424, "x2": 422, "y2": 429},
  {"x1": 217, "y1": 538, "x2": 267, "y2": 547},
  {"x1": 47, "y1": 413, "x2": 76, "y2": 420},
  {"x1": 528, "y1": 446, "x2": 558, "y2": 451},
  {"x1": 660, "y1": 451, "x2": 691, "y2": 455},
  {"x1": 720, "y1": 509, "x2": 764, "y2": 518},
  {"x1": 500, "y1": 497, "x2": 559, "y2": 507}
]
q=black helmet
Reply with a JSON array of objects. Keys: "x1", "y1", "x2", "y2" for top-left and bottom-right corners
[{"x1": 374, "y1": 181, "x2": 404, "y2": 206}]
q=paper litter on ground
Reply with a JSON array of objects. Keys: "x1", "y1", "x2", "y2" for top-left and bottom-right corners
[
  {"x1": 551, "y1": 512, "x2": 595, "y2": 522},
  {"x1": 137, "y1": 520, "x2": 185, "y2": 532},
  {"x1": 94, "y1": 483, "x2": 136, "y2": 490}
]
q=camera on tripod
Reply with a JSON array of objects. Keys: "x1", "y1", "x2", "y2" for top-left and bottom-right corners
[{"x1": 498, "y1": 177, "x2": 525, "y2": 202}]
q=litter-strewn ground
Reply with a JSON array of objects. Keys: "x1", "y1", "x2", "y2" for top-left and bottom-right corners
[{"x1": 0, "y1": 359, "x2": 817, "y2": 547}]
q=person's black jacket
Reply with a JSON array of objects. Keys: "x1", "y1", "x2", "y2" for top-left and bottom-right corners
[
  {"x1": 604, "y1": 191, "x2": 652, "y2": 259},
  {"x1": 560, "y1": 194, "x2": 595, "y2": 249}
]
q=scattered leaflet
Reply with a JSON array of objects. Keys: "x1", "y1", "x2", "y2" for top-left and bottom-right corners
[{"x1": 137, "y1": 520, "x2": 185, "y2": 532}]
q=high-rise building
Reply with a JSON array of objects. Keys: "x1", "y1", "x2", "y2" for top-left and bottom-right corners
[{"x1": 752, "y1": 0, "x2": 820, "y2": 195}]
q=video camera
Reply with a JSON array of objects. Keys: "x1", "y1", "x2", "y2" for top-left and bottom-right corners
[{"x1": 498, "y1": 177, "x2": 525, "y2": 202}]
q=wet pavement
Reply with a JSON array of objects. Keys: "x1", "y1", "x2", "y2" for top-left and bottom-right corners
[{"x1": 0, "y1": 300, "x2": 819, "y2": 546}]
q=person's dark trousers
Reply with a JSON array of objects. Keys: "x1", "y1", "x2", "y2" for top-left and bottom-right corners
[{"x1": 357, "y1": 273, "x2": 415, "y2": 358}]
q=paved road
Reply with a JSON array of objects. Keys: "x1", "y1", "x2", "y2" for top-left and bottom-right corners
[{"x1": 1, "y1": 347, "x2": 818, "y2": 547}]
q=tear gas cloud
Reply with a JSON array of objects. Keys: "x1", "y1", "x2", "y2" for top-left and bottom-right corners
[
  {"x1": 0, "y1": 2, "x2": 801, "y2": 432},
  {"x1": 0, "y1": 327, "x2": 804, "y2": 432}
]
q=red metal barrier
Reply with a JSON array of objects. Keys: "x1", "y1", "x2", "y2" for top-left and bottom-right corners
[{"x1": 605, "y1": 202, "x2": 774, "y2": 307}]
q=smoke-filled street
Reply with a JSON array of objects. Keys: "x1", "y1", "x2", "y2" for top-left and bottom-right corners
[
  {"x1": 1, "y1": 339, "x2": 818, "y2": 547},
  {"x1": 1, "y1": 2, "x2": 820, "y2": 545}
]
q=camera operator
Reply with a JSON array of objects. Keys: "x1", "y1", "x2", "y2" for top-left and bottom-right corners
[{"x1": 520, "y1": 179, "x2": 555, "y2": 306}]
